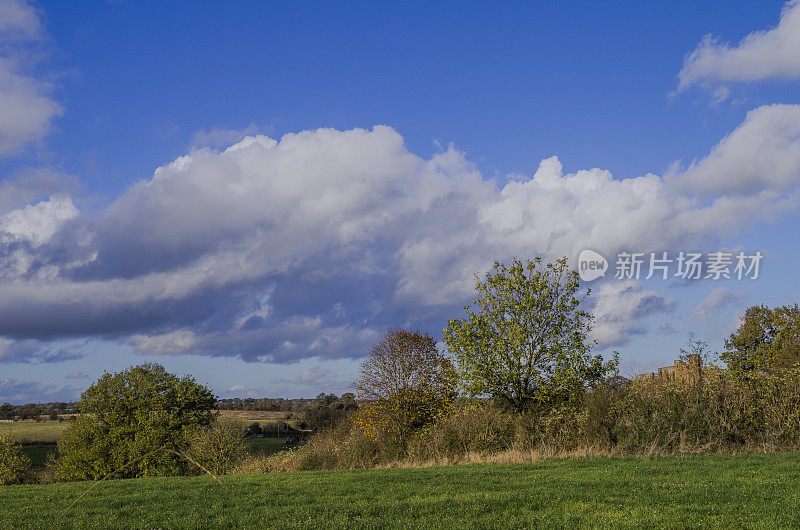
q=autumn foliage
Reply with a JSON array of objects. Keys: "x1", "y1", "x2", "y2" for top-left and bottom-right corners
[{"x1": 354, "y1": 329, "x2": 457, "y2": 442}]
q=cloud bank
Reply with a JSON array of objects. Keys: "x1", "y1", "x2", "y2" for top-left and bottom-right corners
[
  {"x1": 0, "y1": 378, "x2": 80, "y2": 403},
  {"x1": 0, "y1": 0, "x2": 61, "y2": 157},
  {"x1": 1, "y1": 101, "x2": 800, "y2": 363},
  {"x1": 678, "y1": 1, "x2": 800, "y2": 93}
]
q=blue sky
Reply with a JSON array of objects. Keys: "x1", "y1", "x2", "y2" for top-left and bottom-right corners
[{"x1": 2, "y1": 0, "x2": 800, "y2": 403}]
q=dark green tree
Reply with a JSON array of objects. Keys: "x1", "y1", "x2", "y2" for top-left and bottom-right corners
[
  {"x1": 18, "y1": 404, "x2": 41, "y2": 421},
  {"x1": 722, "y1": 304, "x2": 800, "y2": 376},
  {"x1": 443, "y1": 257, "x2": 616, "y2": 412},
  {"x1": 55, "y1": 363, "x2": 216, "y2": 480},
  {"x1": 245, "y1": 422, "x2": 263, "y2": 437}
]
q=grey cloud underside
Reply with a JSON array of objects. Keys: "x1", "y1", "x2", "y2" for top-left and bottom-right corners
[
  {"x1": 0, "y1": 378, "x2": 80, "y2": 404},
  {"x1": 3, "y1": 105, "x2": 800, "y2": 362}
]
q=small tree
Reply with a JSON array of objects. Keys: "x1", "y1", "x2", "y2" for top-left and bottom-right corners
[
  {"x1": 339, "y1": 393, "x2": 358, "y2": 411},
  {"x1": 245, "y1": 422, "x2": 263, "y2": 438},
  {"x1": 0, "y1": 435, "x2": 31, "y2": 485},
  {"x1": 55, "y1": 363, "x2": 217, "y2": 481},
  {"x1": 0, "y1": 403, "x2": 13, "y2": 420},
  {"x1": 443, "y1": 257, "x2": 616, "y2": 412},
  {"x1": 354, "y1": 329, "x2": 457, "y2": 441},
  {"x1": 303, "y1": 402, "x2": 348, "y2": 432},
  {"x1": 723, "y1": 304, "x2": 800, "y2": 376}
]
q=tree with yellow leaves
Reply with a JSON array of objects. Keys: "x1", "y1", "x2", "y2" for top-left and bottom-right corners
[{"x1": 354, "y1": 329, "x2": 457, "y2": 442}]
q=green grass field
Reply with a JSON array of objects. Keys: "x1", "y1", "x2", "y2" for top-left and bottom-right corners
[
  {"x1": 2, "y1": 453, "x2": 799, "y2": 528},
  {"x1": 13, "y1": 438, "x2": 280, "y2": 473},
  {"x1": 0, "y1": 422, "x2": 68, "y2": 443},
  {"x1": 249, "y1": 437, "x2": 288, "y2": 455}
]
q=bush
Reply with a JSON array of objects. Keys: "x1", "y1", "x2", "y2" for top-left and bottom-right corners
[
  {"x1": 408, "y1": 403, "x2": 516, "y2": 463},
  {"x1": 245, "y1": 422, "x2": 263, "y2": 437},
  {"x1": 576, "y1": 384, "x2": 625, "y2": 450},
  {"x1": 55, "y1": 363, "x2": 217, "y2": 481},
  {"x1": 187, "y1": 420, "x2": 248, "y2": 475},
  {"x1": 0, "y1": 435, "x2": 31, "y2": 485},
  {"x1": 303, "y1": 407, "x2": 347, "y2": 431},
  {"x1": 586, "y1": 366, "x2": 800, "y2": 453},
  {"x1": 265, "y1": 416, "x2": 405, "y2": 472},
  {"x1": 279, "y1": 364, "x2": 800, "y2": 472}
]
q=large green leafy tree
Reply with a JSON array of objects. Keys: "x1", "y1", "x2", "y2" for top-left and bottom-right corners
[
  {"x1": 722, "y1": 304, "x2": 800, "y2": 376},
  {"x1": 56, "y1": 363, "x2": 217, "y2": 480},
  {"x1": 443, "y1": 257, "x2": 616, "y2": 412}
]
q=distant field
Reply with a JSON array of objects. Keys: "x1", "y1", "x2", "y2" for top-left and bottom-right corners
[
  {"x1": 0, "y1": 412, "x2": 294, "y2": 443},
  {"x1": 217, "y1": 410, "x2": 292, "y2": 422},
  {"x1": 2, "y1": 454, "x2": 800, "y2": 528},
  {"x1": 218, "y1": 410, "x2": 305, "y2": 431},
  {"x1": 0, "y1": 422, "x2": 68, "y2": 443},
  {"x1": 249, "y1": 437, "x2": 288, "y2": 456}
]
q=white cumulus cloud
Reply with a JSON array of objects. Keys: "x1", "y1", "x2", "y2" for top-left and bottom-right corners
[
  {"x1": 2, "y1": 104, "x2": 800, "y2": 360},
  {"x1": 678, "y1": 1, "x2": 800, "y2": 94},
  {"x1": 0, "y1": 0, "x2": 61, "y2": 157}
]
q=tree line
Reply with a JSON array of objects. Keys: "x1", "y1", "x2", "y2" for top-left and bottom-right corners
[{"x1": 3, "y1": 255, "x2": 799, "y2": 484}]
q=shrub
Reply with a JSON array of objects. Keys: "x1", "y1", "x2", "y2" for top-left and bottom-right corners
[
  {"x1": 601, "y1": 366, "x2": 800, "y2": 453},
  {"x1": 0, "y1": 435, "x2": 31, "y2": 485},
  {"x1": 267, "y1": 417, "x2": 405, "y2": 472},
  {"x1": 281, "y1": 363, "x2": 800, "y2": 472},
  {"x1": 187, "y1": 420, "x2": 248, "y2": 475},
  {"x1": 408, "y1": 403, "x2": 516, "y2": 463},
  {"x1": 245, "y1": 422, "x2": 263, "y2": 437},
  {"x1": 516, "y1": 405, "x2": 582, "y2": 453},
  {"x1": 303, "y1": 404, "x2": 348, "y2": 432},
  {"x1": 576, "y1": 383, "x2": 625, "y2": 450},
  {"x1": 55, "y1": 363, "x2": 217, "y2": 481}
]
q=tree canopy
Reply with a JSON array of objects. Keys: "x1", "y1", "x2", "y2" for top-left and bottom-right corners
[
  {"x1": 443, "y1": 257, "x2": 616, "y2": 412},
  {"x1": 722, "y1": 304, "x2": 800, "y2": 376},
  {"x1": 55, "y1": 363, "x2": 217, "y2": 480},
  {"x1": 355, "y1": 329, "x2": 457, "y2": 440}
]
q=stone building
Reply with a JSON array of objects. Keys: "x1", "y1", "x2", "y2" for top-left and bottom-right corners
[{"x1": 653, "y1": 353, "x2": 726, "y2": 385}]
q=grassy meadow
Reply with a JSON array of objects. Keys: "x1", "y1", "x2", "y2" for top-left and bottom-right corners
[
  {"x1": 0, "y1": 422, "x2": 68, "y2": 444},
  {"x1": 2, "y1": 453, "x2": 799, "y2": 528},
  {"x1": 249, "y1": 437, "x2": 289, "y2": 456},
  {"x1": 0, "y1": 420, "x2": 287, "y2": 473},
  {"x1": 217, "y1": 410, "x2": 291, "y2": 423}
]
